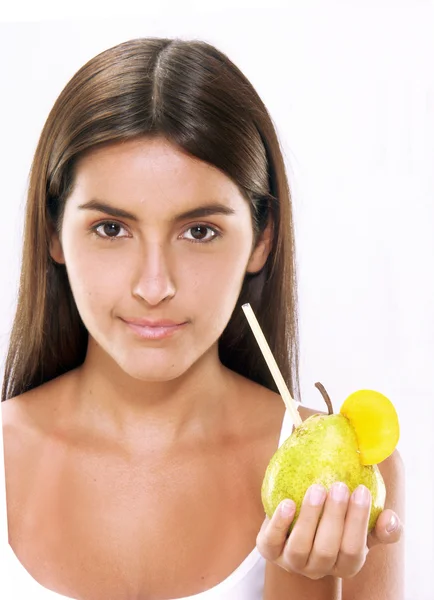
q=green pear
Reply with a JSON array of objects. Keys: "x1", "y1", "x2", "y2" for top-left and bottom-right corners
[{"x1": 262, "y1": 412, "x2": 386, "y2": 533}]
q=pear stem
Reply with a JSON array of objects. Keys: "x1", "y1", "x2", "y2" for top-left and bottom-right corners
[{"x1": 315, "y1": 382, "x2": 334, "y2": 415}]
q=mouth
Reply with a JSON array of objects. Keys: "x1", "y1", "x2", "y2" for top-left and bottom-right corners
[{"x1": 121, "y1": 318, "x2": 188, "y2": 340}]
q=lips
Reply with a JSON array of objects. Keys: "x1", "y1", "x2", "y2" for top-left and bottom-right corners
[
  {"x1": 121, "y1": 317, "x2": 188, "y2": 340},
  {"x1": 122, "y1": 318, "x2": 186, "y2": 328}
]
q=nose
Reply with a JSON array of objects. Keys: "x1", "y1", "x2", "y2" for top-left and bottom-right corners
[{"x1": 131, "y1": 243, "x2": 176, "y2": 306}]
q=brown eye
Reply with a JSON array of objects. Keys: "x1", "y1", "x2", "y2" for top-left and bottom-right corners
[
  {"x1": 191, "y1": 226, "x2": 209, "y2": 240},
  {"x1": 182, "y1": 225, "x2": 219, "y2": 243},
  {"x1": 103, "y1": 223, "x2": 121, "y2": 237},
  {"x1": 93, "y1": 221, "x2": 129, "y2": 239}
]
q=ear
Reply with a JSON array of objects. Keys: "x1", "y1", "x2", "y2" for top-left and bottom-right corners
[
  {"x1": 246, "y1": 220, "x2": 273, "y2": 274},
  {"x1": 49, "y1": 229, "x2": 65, "y2": 264}
]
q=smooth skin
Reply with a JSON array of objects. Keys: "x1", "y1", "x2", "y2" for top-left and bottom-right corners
[{"x1": 2, "y1": 136, "x2": 404, "y2": 600}]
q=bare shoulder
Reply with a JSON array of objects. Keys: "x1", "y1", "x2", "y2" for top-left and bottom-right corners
[
  {"x1": 1, "y1": 370, "x2": 77, "y2": 465},
  {"x1": 2, "y1": 387, "x2": 44, "y2": 451},
  {"x1": 228, "y1": 372, "x2": 285, "y2": 444},
  {"x1": 2, "y1": 370, "x2": 82, "y2": 538},
  {"x1": 228, "y1": 369, "x2": 323, "y2": 443}
]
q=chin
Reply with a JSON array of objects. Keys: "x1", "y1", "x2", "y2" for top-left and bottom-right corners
[{"x1": 115, "y1": 353, "x2": 195, "y2": 383}]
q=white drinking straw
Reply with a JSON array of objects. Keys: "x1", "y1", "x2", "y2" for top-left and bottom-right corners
[{"x1": 242, "y1": 303, "x2": 302, "y2": 428}]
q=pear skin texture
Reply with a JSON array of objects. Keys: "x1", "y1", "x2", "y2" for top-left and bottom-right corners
[{"x1": 262, "y1": 414, "x2": 386, "y2": 533}]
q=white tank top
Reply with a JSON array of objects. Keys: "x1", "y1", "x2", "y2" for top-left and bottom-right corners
[{"x1": 0, "y1": 406, "x2": 295, "y2": 600}]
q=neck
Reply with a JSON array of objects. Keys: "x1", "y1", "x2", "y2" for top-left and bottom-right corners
[{"x1": 70, "y1": 338, "x2": 237, "y2": 448}]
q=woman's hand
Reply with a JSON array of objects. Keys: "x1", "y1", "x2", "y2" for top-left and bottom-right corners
[{"x1": 256, "y1": 482, "x2": 403, "y2": 580}]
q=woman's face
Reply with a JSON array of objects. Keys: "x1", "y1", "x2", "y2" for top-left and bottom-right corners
[{"x1": 51, "y1": 137, "x2": 270, "y2": 381}]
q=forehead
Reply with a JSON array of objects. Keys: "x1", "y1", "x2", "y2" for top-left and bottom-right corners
[{"x1": 70, "y1": 137, "x2": 246, "y2": 212}]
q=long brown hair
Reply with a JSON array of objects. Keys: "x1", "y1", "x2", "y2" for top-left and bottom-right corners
[{"x1": 1, "y1": 37, "x2": 300, "y2": 403}]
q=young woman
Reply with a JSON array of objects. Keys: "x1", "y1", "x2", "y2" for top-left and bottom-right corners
[{"x1": 1, "y1": 38, "x2": 404, "y2": 600}]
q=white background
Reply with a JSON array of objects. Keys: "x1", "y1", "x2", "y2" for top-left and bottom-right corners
[{"x1": 0, "y1": 2, "x2": 433, "y2": 599}]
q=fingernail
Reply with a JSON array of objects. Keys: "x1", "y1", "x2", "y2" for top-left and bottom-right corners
[
  {"x1": 279, "y1": 500, "x2": 295, "y2": 518},
  {"x1": 353, "y1": 485, "x2": 371, "y2": 506},
  {"x1": 307, "y1": 484, "x2": 327, "y2": 506},
  {"x1": 386, "y1": 515, "x2": 398, "y2": 533},
  {"x1": 331, "y1": 482, "x2": 349, "y2": 502}
]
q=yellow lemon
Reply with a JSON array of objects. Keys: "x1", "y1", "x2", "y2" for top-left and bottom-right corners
[{"x1": 340, "y1": 390, "x2": 400, "y2": 465}]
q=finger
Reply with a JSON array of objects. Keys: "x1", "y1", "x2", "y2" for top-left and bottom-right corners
[
  {"x1": 282, "y1": 484, "x2": 327, "y2": 572},
  {"x1": 256, "y1": 500, "x2": 296, "y2": 561},
  {"x1": 305, "y1": 482, "x2": 350, "y2": 575},
  {"x1": 334, "y1": 485, "x2": 371, "y2": 577},
  {"x1": 367, "y1": 509, "x2": 403, "y2": 549}
]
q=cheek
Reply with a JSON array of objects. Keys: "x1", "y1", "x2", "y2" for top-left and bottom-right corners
[
  {"x1": 62, "y1": 242, "x2": 129, "y2": 318},
  {"x1": 182, "y1": 244, "x2": 250, "y2": 318}
]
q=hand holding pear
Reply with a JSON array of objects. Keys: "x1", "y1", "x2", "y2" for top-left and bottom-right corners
[
  {"x1": 242, "y1": 302, "x2": 402, "y2": 582},
  {"x1": 261, "y1": 383, "x2": 400, "y2": 533}
]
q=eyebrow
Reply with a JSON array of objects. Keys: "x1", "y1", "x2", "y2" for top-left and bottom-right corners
[{"x1": 77, "y1": 199, "x2": 236, "y2": 222}]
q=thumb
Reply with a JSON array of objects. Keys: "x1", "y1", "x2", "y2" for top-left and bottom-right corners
[{"x1": 367, "y1": 509, "x2": 403, "y2": 549}]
